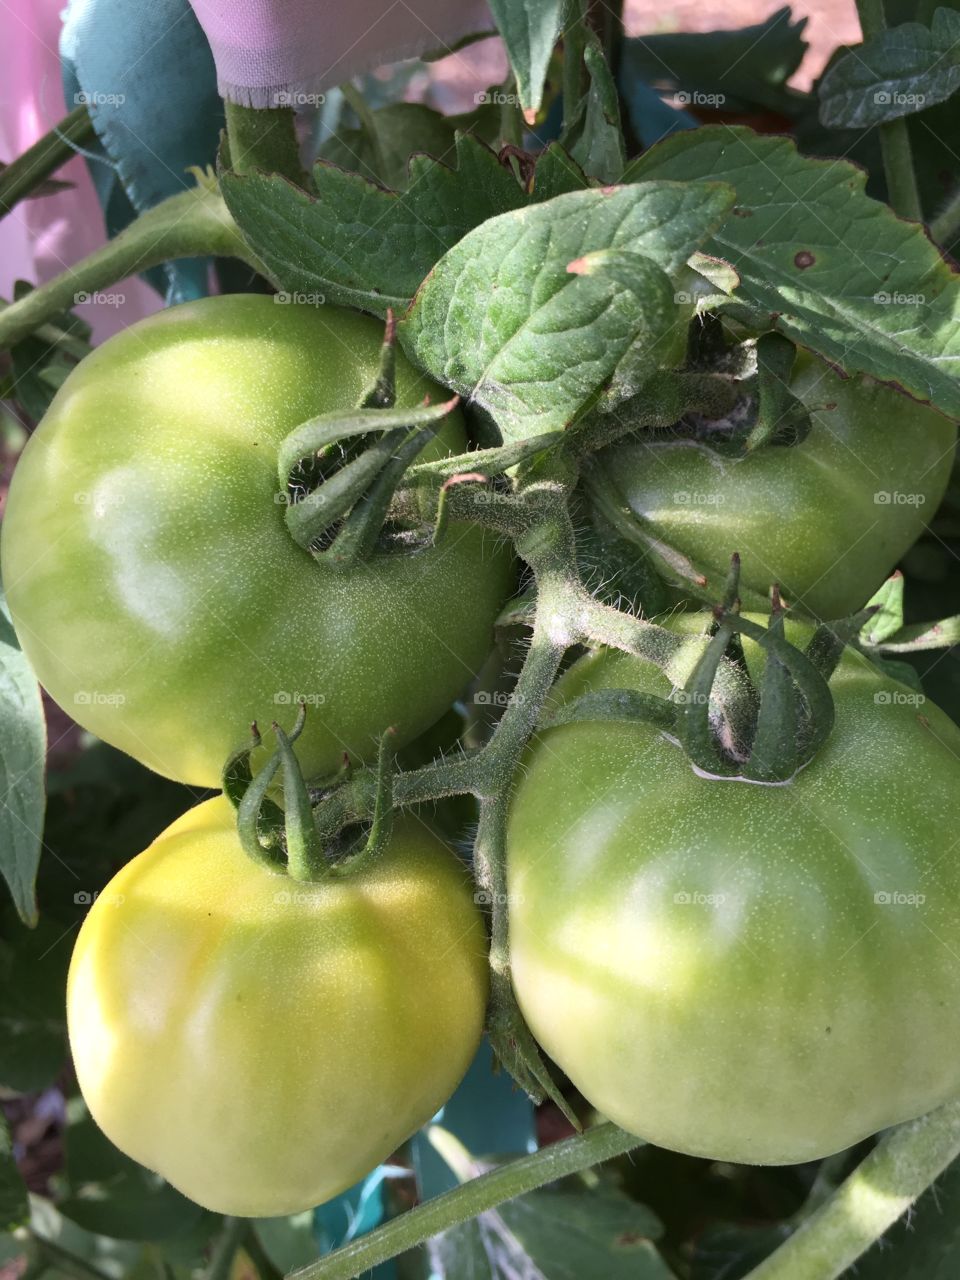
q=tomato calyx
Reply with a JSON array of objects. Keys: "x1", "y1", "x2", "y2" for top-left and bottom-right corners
[
  {"x1": 224, "y1": 700, "x2": 399, "y2": 882},
  {"x1": 276, "y1": 311, "x2": 461, "y2": 563},
  {"x1": 675, "y1": 563, "x2": 879, "y2": 782}
]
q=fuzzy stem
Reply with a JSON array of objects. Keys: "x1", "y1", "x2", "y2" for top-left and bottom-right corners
[
  {"x1": 289, "y1": 1124, "x2": 641, "y2": 1280},
  {"x1": 0, "y1": 103, "x2": 96, "y2": 216},
  {"x1": 855, "y1": 0, "x2": 921, "y2": 221},
  {"x1": 0, "y1": 183, "x2": 265, "y2": 350},
  {"x1": 746, "y1": 1099, "x2": 960, "y2": 1280}
]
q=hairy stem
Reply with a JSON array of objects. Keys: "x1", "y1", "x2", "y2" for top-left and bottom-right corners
[
  {"x1": 746, "y1": 1100, "x2": 960, "y2": 1280},
  {"x1": 290, "y1": 1124, "x2": 642, "y2": 1280},
  {"x1": 0, "y1": 182, "x2": 265, "y2": 350}
]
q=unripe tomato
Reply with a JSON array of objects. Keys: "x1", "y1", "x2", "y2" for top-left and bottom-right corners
[
  {"x1": 596, "y1": 354, "x2": 956, "y2": 617},
  {"x1": 1, "y1": 295, "x2": 514, "y2": 786},
  {"x1": 507, "y1": 613, "x2": 960, "y2": 1164},
  {"x1": 67, "y1": 796, "x2": 488, "y2": 1216}
]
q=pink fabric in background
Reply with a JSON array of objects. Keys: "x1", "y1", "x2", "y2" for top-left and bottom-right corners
[
  {"x1": 0, "y1": 0, "x2": 159, "y2": 342},
  {"x1": 189, "y1": 0, "x2": 492, "y2": 106}
]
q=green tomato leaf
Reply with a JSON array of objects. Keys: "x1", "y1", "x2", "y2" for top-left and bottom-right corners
[
  {"x1": 533, "y1": 143, "x2": 590, "y2": 198},
  {"x1": 429, "y1": 1181, "x2": 675, "y2": 1279},
  {"x1": 220, "y1": 132, "x2": 528, "y2": 316},
  {"x1": 560, "y1": 29, "x2": 626, "y2": 183},
  {"x1": 316, "y1": 103, "x2": 458, "y2": 192},
  {"x1": 400, "y1": 181, "x2": 735, "y2": 443},
  {"x1": 624, "y1": 127, "x2": 960, "y2": 417},
  {"x1": 486, "y1": 0, "x2": 565, "y2": 114},
  {"x1": 0, "y1": 589, "x2": 45, "y2": 926},
  {"x1": 0, "y1": 1112, "x2": 28, "y2": 1232},
  {"x1": 819, "y1": 9, "x2": 960, "y2": 129}
]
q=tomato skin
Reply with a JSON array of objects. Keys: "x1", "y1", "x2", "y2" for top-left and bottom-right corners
[
  {"x1": 1, "y1": 295, "x2": 514, "y2": 787},
  {"x1": 67, "y1": 796, "x2": 488, "y2": 1216},
  {"x1": 597, "y1": 354, "x2": 957, "y2": 617},
  {"x1": 507, "y1": 614, "x2": 960, "y2": 1164}
]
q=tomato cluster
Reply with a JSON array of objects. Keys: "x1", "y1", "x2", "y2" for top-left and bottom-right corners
[
  {"x1": 3, "y1": 296, "x2": 507, "y2": 1214},
  {"x1": 6, "y1": 291, "x2": 960, "y2": 1215}
]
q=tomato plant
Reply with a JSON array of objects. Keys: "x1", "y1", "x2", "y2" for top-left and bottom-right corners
[
  {"x1": 595, "y1": 353, "x2": 957, "y2": 618},
  {"x1": 5, "y1": 3, "x2": 960, "y2": 1279},
  {"x1": 1, "y1": 295, "x2": 514, "y2": 787},
  {"x1": 67, "y1": 795, "x2": 488, "y2": 1216},
  {"x1": 507, "y1": 612, "x2": 960, "y2": 1164}
]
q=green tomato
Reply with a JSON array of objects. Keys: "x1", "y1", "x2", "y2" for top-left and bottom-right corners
[
  {"x1": 596, "y1": 353, "x2": 956, "y2": 617},
  {"x1": 67, "y1": 795, "x2": 488, "y2": 1216},
  {"x1": 508, "y1": 613, "x2": 960, "y2": 1164},
  {"x1": 2, "y1": 295, "x2": 513, "y2": 786}
]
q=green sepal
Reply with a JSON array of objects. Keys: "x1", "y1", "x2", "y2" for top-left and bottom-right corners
[
  {"x1": 275, "y1": 714, "x2": 328, "y2": 882},
  {"x1": 540, "y1": 687, "x2": 678, "y2": 732},
  {"x1": 807, "y1": 606, "x2": 879, "y2": 680},
  {"x1": 327, "y1": 423, "x2": 441, "y2": 566},
  {"x1": 745, "y1": 592, "x2": 797, "y2": 782},
  {"x1": 285, "y1": 431, "x2": 401, "y2": 549},
  {"x1": 738, "y1": 332, "x2": 811, "y2": 452},
  {"x1": 236, "y1": 703, "x2": 308, "y2": 871}
]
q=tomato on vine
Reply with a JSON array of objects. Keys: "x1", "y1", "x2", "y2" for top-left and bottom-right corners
[
  {"x1": 67, "y1": 795, "x2": 489, "y2": 1216},
  {"x1": 595, "y1": 353, "x2": 956, "y2": 617},
  {"x1": 507, "y1": 611, "x2": 960, "y2": 1164},
  {"x1": 1, "y1": 295, "x2": 514, "y2": 787}
]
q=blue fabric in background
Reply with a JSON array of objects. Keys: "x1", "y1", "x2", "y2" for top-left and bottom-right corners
[
  {"x1": 311, "y1": 1044, "x2": 536, "y2": 1270},
  {"x1": 413, "y1": 1042, "x2": 536, "y2": 1199},
  {"x1": 59, "y1": 0, "x2": 223, "y2": 302}
]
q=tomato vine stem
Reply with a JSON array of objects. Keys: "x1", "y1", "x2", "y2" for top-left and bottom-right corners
[
  {"x1": 0, "y1": 181, "x2": 265, "y2": 350},
  {"x1": 744, "y1": 1098, "x2": 960, "y2": 1280},
  {"x1": 855, "y1": 0, "x2": 922, "y2": 222},
  {"x1": 289, "y1": 1123, "x2": 642, "y2": 1280}
]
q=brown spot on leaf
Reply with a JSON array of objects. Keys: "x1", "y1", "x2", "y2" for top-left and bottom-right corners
[
  {"x1": 616, "y1": 1232, "x2": 650, "y2": 1247},
  {"x1": 794, "y1": 250, "x2": 816, "y2": 269},
  {"x1": 732, "y1": 206, "x2": 753, "y2": 217}
]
